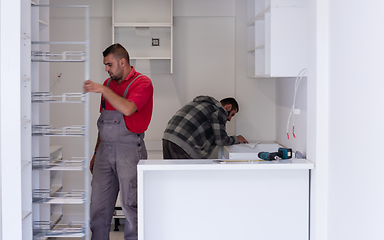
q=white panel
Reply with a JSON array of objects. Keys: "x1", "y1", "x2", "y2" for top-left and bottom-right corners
[
  {"x1": 141, "y1": 169, "x2": 309, "y2": 240},
  {"x1": 0, "y1": 0, "x2": 23, "y2": 239},
  {"x1": 270, "y1": 6, "x2": 308, "y2": 77},
  {"x1": 174, "y1": 0, "x2": 235, "y2": 17}
]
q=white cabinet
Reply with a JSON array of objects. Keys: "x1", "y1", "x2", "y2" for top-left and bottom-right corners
[
  {"x1": 138, "y1": 159, "x2": 314, "y2": 240},
  {"x1": 29, "y1": 2, "x2": 91, "y2": 239},
  {"x1": 112, "y1": 0, "x2": 173, "y2": 73},
  {"x1": 247, "y1": 0, "x2": 307, "y2": 78}
]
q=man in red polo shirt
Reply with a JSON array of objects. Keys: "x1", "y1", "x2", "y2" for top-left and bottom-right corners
[{"x1": 84, "y1": 43, "x2": 153, "y2": 240}]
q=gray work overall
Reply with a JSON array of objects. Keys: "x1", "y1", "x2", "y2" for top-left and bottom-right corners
[{"x1": 90, "y1": 75, "x2": 147, "y2": 240}]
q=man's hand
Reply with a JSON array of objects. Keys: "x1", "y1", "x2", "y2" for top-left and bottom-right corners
[
  {"x1": 237, "y1": 135, "x2": 249, "y2": 144},
  {"x1": 84, "y1": 80, "x2": 105, "y2": 93}
]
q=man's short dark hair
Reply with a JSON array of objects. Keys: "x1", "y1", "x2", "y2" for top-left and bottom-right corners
[
  {"x1": 220, "y1": 97, "x2": 239, "y2": 112},
  {"x1": 103, "y1": 43, "x2": 130, "y2": 65}
]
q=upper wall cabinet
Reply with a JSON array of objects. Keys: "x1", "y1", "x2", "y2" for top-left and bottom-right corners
[
  {"x1": 247, "y1": 0, "x2": 307, "y2": 78},
  {"x1": 112, "y1": 0, "x2": 173, "y2": 74}
]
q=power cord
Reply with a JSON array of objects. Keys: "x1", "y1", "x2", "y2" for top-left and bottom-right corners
[{"x1": 286, "y1": 68, "x2": 307, "y2": 139}]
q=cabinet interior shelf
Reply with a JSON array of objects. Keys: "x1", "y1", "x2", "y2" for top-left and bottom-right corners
[
  {"x1": 39, "y1": 20, "x2": 49, "y2": 26},
  {"x1": 247, "y1": 6, "x2": 271, "y2": 26},
  {"x1": 21, "y1": 119, "x2": 31, "y2": 125},
  {"x1": 131, "y1": 57, "x2": 172, "y2": 60},
  {"x1": 32, "y1": 125, "x2": 85, "y2": 137},
  {"x1": 31, "y1": 51, "x2": 85, "y2": 62},
  {"x1": 32, "y1": 92, "x2": 85, "y2": 103},
  {"x1": 32, "y1": 41, "x2": 87, "y2": 45},
  {"x1": 248, "y1": 44, "x2": 265, "y2": 52},
  {"x1": 33, "y1": 221, "x2": 85, "y2": 238},
  {"x1": 114, "y1": 23, "x2": 172, "y2": 27},
  {"x1": 32, "y1": 157, "x2": 86, "y2": 171},
  {"x1": 33, "y1": 189, "x2": 86, "y2": 204}
]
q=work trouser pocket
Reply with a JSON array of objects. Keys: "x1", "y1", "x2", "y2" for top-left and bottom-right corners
[{"x1": 127, "y1": 178, "x2": 137, "y2": 208}]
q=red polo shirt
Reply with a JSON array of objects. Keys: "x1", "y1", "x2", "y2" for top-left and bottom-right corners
[{"x1": 100, "y1": 66, "x2": 153, "y2": 133}]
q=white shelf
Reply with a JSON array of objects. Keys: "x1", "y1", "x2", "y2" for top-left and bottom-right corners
[
  {"x1": 33, "y1": 221, "x2": 85, "y2": 238},
  {"x1": 131, "y1": 56, "x2": 172, "y2": 60},
  {"x1": 39, "y1": 19, "x2": 49, "y2": 26},
  {"x1": 32, "y1": 92, "x2": 85, "y2": 103},
  {"x1": 32, "y1": 157, "x2": 86, "y2": 171},
  {"x1": 33, "y1": 190, "x2": 86, "y2": 204},
  {"x1": 21, "y1": 119, "x2": 31, "y2": 125},
  {"x1": 32, "y1": 125, "x2": 85, "y2": 136},
  {"x1": 247, "y1": 6, "x2": 270, "y2": 25},
  {"x1": 113, "y1": 0, "x2": 173, "y2": 74},
  {"x1": 114, "y1": 23, "x2": 172, "y2": 28},
  {"x1": 247, "y1": 0, "x2": 308, "y2": 78},
  {"x1": 31, "y1": 51, "x2": 85, "y2": 62},
  {"x1": 26, "y1": 3, "x2": 91, "y2": 240}
]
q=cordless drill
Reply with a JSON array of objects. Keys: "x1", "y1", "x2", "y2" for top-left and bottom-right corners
[{"x1": 258, "y1": 148, "x2": 293, "y2": 161}]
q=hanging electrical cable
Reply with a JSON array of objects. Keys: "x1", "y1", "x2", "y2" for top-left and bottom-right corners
[{"x1": 286, "y1": 68, "x2": 307, "y2": 139}]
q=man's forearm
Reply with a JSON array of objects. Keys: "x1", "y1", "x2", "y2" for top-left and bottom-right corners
[{"x1": 101, "y1": 86, "x2": 137, "y2": 116}]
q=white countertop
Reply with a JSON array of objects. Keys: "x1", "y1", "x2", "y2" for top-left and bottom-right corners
[{"x1": 138, "y1": 159, "x2": 314, "y2": 171}]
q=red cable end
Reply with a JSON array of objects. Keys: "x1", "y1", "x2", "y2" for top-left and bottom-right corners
[
  {"x1": 292, "y1": 126, "x2": 296, "y2": 138},
  {"x1": 287, "y1": 133, "x2": 289, "y2": 139}
]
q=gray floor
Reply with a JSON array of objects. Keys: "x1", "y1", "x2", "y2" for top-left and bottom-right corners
[{"x1": 109, "y1": 224, "x2": 125, "y2": 240}]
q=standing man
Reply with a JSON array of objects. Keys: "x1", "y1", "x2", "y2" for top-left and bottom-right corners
[
  {"x1": 163, "y1": 95, "x2": 248, "y2": 159},
  {"x1": 84, "y1": 43, "x2": 153, "y2": 240}
]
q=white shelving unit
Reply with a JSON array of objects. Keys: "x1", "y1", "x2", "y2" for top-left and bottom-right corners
[
  {"x1": 247, "y1": 0, "x2": 307, "y2": 78},
  {"x1": 112, "y1": 0, "x2": 173, "y2": 74},
  {"x1": 29, "y1": 2, "x2": 91, "y2": 239}
]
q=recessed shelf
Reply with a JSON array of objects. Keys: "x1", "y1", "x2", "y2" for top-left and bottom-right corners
[
  {"x1": 39, "y1": 19, "x2": 49, "y2": 26},
  {"x1": 114, "y1": 23, "x2": 172, "y2": 27},
  {"x1": 247, "y1": 6, "x2": 270, "y2": 26},
  {"x1": 31, "y1": 51, "x2": 85, "y2": 62},
  {"x1": 32, "y1": 157, "x2": 86, "y2": 171},
  {"x1": 33, "y1": 221, "x2": 85, "y2": 238},
  {"x1": 33, "y1": 189, "x2": 86, "y2": 204},
  {"x1": 32, "y1": 92, "x2": 85, "y2": 103},
  {"x1": 131, "y1": 57, "x2": 172, "y2": 60},
  {"x1": 32, "y1": 125, "x2": 86, "y2": 137}
]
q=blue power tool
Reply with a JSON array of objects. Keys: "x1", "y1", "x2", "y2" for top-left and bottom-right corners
[{"x1": 258, "y1": 148, "x2": 293, "y2": 161}]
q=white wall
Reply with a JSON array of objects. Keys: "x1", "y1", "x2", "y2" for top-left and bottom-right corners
[
  {"x1": 327, "y1": 1, "x2": 384, "y2": 239},
  {"x1": 49, "y1": 0, "x2": 278, "y2": 160},
  {"x1": 276, "y1": 78, "x2": 307, "y2": 153},
  {"x1": 47, "y1": 0, "x2": 300, "y2": 220}
]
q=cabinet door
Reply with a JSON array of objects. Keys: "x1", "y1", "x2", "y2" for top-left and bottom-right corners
[{"x1": 247, "y1": 0, "x2": 307, "y2": 78}]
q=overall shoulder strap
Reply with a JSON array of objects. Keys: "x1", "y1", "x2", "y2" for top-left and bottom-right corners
[{"x1": 122, "y1": 74, "x2": 142, "y2": 98}]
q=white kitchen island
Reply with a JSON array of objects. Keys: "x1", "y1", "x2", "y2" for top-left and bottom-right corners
[{"x1": 138, "y1": 158, "x2": 314, "y2": 240}]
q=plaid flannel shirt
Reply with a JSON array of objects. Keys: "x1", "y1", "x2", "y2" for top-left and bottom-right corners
[{"x1": 163, "y1": 95, "x2": 238, "y2": 159}]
